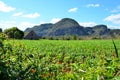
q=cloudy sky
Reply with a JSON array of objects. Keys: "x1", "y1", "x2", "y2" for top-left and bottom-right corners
[{"x1": 0, "y1": 0, "x2": 120, "y2": 30}]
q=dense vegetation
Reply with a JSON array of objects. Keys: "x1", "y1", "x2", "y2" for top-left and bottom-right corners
[
  {"x1": 0, "y1": 28, "x2": 2, "y2": 33},
  {"x1": 4, "y1": 27, "x2": 24, "y2": 39},
  {"x1": 0, "y1": 35, "x2": 120, "y2": 79}
]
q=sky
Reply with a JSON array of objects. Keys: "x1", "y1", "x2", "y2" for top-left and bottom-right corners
[{"x1": 0, "y1": 0, "x2": 120, "y2": 31}]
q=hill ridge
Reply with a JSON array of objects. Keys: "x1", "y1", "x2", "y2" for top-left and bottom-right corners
[{"x1": 24, "y1": 18, "x2": 120, "y2": 38}]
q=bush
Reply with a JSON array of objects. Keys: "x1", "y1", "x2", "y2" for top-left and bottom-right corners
[
  {"x1": 4, "y1": 27, "x2": 24, "y2": 39},
  {"x1": 0, "y1": 33, "x2": 8, "y2": 41}
]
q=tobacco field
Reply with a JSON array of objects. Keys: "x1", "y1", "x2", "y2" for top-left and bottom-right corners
[{"x1": 0, "y1": 39, "x2": 120, "y2": 80}]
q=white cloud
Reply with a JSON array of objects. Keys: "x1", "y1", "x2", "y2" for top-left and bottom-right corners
[
  {"x1": 22, "y1": 12, "x2": 40, "y2": 18},
  {"x1": 0, "y1": 21, "x2": 17, "y2": 30},
  {"x1": 13, "y1": 12, "x2": 23, "y2": 17},
  {"x1": 86, "y1": 4, "x2": 100, "y2": 8},
  {"x1": 0, "y1": 20, "x2": 39, "y2": 31},
  {"x1": 0, "y1": 1, "x2": 15, "y2": 12},
  {"x1": 107, "y1": 25, "x2": 120, "y2": 29},
  {"x1": 50, "y1": 18, "x2": 61, "y2": 23},
  {"x1": 19, "y1": 22, "x2": 39, "y2": 30},
  {"x1": 104, "y1": 14, "x2": 120, "y2": 24},
  {"x1": 68, "y1": 7, "x2": 78, "y2": 12},
  {"x1": 79, "y1": 22, "x2": 97, "y2": 27}
]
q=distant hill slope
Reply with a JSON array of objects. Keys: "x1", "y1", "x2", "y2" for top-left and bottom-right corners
[
  {"x1": 46, "y1": 18, "x2": 88, "y2": 36},
  {"x1": 24, "y1": 18, "x2": 120, "y2": 38},
  {"x1": 25, "y1": 23, "x2": 53, "y2": 37}
]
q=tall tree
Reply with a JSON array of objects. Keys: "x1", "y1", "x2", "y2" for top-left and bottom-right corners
[{"x1": 4, "y1": 27, "x2": 24, "y2": 39}]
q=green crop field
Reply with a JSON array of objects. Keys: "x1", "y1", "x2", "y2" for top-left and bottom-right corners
[{"x1": 1, "y1": 39, "x2": 120, "y2": 80}]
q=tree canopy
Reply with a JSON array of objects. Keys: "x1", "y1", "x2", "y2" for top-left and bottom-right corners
[
  {"x1": 4, "y1": 27, "x2": 24, "y2": 39},
  {"x1": 0, "y1": 28, "x2": 2, "y2": 33}
]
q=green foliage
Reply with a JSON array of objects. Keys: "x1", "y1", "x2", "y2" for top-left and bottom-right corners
[
  {"x1": 4, "y1": 27, "x2": 24, "y2": 39},
  {"x1": 0, "y1": 28, "x2": 2, "y2": 33},
  {"x1": 112, "y1": 40, "x2": 118, "y2": 58},
  {"x1": 0, "y1": 33, "x2": 8, "y2": 41},
  {"x1": 0, "y1": 39, "x2": 120, "y2": 79}
]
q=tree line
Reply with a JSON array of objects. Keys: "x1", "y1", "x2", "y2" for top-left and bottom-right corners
[
  {"x1": 0, "y1": 27, "x2": 119, "y2": 40},
  {"x1": 0, "y1": 27, "x2": 24, "y2": 39}
]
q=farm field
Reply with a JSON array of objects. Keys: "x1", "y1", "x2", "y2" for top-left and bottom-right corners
[{"x1": 1, "y1": 39, "x2": 120, "y2": 79}]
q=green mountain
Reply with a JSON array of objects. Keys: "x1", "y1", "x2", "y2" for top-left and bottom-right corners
[{"x1": 24, "y1": 18, "x2": 120, "y2": 38}]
